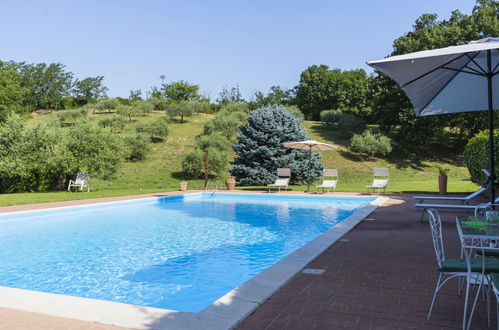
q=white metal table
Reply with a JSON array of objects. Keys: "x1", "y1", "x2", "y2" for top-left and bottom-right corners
[{"x1": 456, "y1": 216, "x2": 499, "y2": 330}]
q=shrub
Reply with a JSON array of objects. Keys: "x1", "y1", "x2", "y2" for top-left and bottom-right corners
[
  {"x1": 135, "y1": 117, "x2": 169, "y2": 141},
  {"x1": 149, "y1": 97, "x2": 169, "y2": 111},
  {"x1": 437, "y1": 165, "x2": 450, "y2": 176},
  {"x1": 0, "y1": 122, "x2": 62, "y2": 192},
  {"x1": 203, "y1": 108, "x2": 247, "y2": 139},
  {"x1": 350, "y1": 130, "x2": 392, "y2": 158},
  {"x1": 132, "y1": 100, "x2": 154, "y2": 116},
  {"x1": 61, "y1": 124, "x2": 127, "y2": 180},
  {"x1": 464, "y1": 130, "x2": 499, "y2": 186},
  {"x1": 338, "y1": 113, "x2": 366, "y2": 134},
  {"x1": 166, "y1": 101, "x2": 194, "y2": 123},
  {"x1": 320, "y1": 109, "x2": 343, "y2": 125},
  {"x1": 285, "y1": 105, "x2": 305, "y2": 119},
  {"x1": 231, "y1": 105, "x2": 323, "y2": 185},
  {"x1": 0, "y1": 116, "x2": 126, "y2": 192},
  {"x1": 189, "y1": 100, "x2": 211, "y2": 113},
  {"x1": 221, "y1": 102, "x2": 250, "y2": 114},
  {"x1": 93, "y1": 98, "x2": 120, "y2": 113},
  {"x1": 123, "y1": 134, "x2": 151, "y2": 161},
  {"x1": 98, "y1": 116, "x2": 127, "y2": 132},
  {"x1": 182, "y1": 133, "x2": 230, "y2": 179},
  {"x1": 182, "y1": 148, "x2": 204, "y2": 178},
  {"x1": 57, "y1": 108, "x2": 87, "y2": 126},
  {"x1": 117, "y1": 104, "x2": 140, "y2": 122}
]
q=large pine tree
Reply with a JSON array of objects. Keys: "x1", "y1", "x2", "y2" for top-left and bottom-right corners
[{"x1": 231, "y1": 105, "x2": 323, "y2": 186}]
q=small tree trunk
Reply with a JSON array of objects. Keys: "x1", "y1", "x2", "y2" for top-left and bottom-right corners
[
  {"x1": 204, "y1": 151, "x2": 209, "y2": 188},
  {"x1": 181, "y1": 115, "x2": 184, "y2": 123}
]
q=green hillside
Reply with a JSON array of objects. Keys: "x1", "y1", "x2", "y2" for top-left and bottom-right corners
[{"x1": 0, "y1": 111, "x2": 477, "y2": 207}]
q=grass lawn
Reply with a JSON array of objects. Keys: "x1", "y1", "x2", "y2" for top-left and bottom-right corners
[{"x1": 0, "y1": 112, "x2": 479, "y2": 207}]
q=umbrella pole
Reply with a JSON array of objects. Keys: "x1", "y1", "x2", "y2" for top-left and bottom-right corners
[
  {"x1": 487, "y1": 50, "x2": 496, "y2": 206},
  {"x1": 307, "y1": 146, "x2": 312, "y2": 192}
]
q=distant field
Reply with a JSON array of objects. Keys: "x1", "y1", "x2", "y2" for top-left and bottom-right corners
[{"x1": 0, "y1": 111, "x2": 478, "y2": 207}]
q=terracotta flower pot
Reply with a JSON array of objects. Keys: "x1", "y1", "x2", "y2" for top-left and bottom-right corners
[
  {"x1": 226, "y1": 177, "x2": 236, "y2": 191},
  {"x1": 438, "y1": 175, "x2": 447, "y2": 195},
  {"x1": 179, "y1": 181, "x2": 188, "y2": 191}
]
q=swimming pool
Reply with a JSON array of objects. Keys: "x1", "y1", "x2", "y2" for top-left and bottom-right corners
[{"x1": 0, "y1": 193, "x2": 375, "y2": 313}]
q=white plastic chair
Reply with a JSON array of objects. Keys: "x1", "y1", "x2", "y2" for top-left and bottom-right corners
[
  {"x1": 267, "y1": 168, "x2": 290, "y2": 192},
  {"x1": 68, "y1": 172, "x2": 90, "y2": 192},
  {"x1": 366, "y1": 168, "x2": 389, "y2": 194},
  {"x1": 316, "y1": 169, "x2": 338, "y2": 193}
]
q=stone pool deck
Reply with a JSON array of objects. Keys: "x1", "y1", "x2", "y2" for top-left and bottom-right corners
[{"x1": 0, "y1": 191, "x2": 493, "y2": 329}]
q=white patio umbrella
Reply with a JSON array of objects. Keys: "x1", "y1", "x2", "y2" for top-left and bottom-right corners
[
  {"x1": 283, "y1": 140, "x2": 337, "y2": 191},
  {"x1": 367, "y1": 37, "x2": 499, "y2": 204}
]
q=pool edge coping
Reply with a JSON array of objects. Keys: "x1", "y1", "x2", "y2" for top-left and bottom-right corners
[{"x1": 0, "y1": 193, "x2": 387, "y2": 330}]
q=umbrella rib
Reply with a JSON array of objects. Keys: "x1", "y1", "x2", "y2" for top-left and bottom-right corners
[
  {"x1": 465, "y1": 53, "x2": 487, "y2": 75},
  {"x1": 441, "y1": 66, "x2": 484, "y2": 76},
  {"x1": 400, "y1": 53, "x2": 469, "y2": 88},
  {"x1": 463, "y1": 64, "x2": 487, "y2": 75},
  {"x1": 415, "y1": 65, "x2": 463, "y2": 116},
  {"x1": 492, "y1": 61, "x2": 499, "y2": 75}
]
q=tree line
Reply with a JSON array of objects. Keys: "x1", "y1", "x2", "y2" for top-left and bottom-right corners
[{"x1": 0, "y1": 0, "x2": 497, "y2": 152}]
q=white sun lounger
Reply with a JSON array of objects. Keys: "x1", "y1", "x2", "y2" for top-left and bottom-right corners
[
  {"x1": 268, "y1": 168, "x2": 291, "y2": 192},
  {"x1": 68, "y1": 172, "x2": 90, "y2": 192},
  {"x1": 415, "y1": 196, "x2": 499, "y2": 222},
  {"x1": 366, "y1": 168, "x2": 389, "y2": 194},
  {"x1": 316, "y1": 169, "x2": 338, "y2": 193},
  {"x1": 414, "y1": 187, "x2": 487, "y2": 204}
]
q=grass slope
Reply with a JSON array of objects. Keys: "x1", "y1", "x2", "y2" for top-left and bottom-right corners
[{"x1": 0, "y1": 112, "x2": 478, "y2": 206}]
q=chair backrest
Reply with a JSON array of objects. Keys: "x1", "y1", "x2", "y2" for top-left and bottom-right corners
[
  {"x1": 373, "y1": 168, "x2": 389, "y2": 177},
  {"x1": 475, "y1": 203, "x2": 499, "y2": 217},
  {"x1": 323, "y1": 169, "x2": 338, "y2": 178},
  {"x1": 277, "y1": 168, "x2": 291, "y2": 178},
  {"x1": 75, "y1": 172, "x2": 88, "y2": 184},
  {"x1": 427, "y1": 209, "x2": 445, "y2": 268}
]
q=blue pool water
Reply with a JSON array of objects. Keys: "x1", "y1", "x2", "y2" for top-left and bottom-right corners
[{"x1": 0, "y1": 193, "x2": 374, "y2": 312}]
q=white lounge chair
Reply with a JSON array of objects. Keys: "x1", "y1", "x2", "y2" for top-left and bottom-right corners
[
  {"x1": 415, "y1": 196, "x2": 499, "y2": 222},
  {"x1": 414, "y1": 187, "x2": 486, "y2": 204},
  {"x1": 268, "y1": 168, "x2": 290, "y2": 192},
  {"x1": 366, "y1": 168, "x2": 389, "y2": 194},
  {"x1": 68, "y1": 172, "x2": 90, "y2": 192},
  {"x1": 316, "y1": 169, "x2": 338, "y2": 193}
]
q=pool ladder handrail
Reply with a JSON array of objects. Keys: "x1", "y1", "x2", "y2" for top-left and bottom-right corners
[{"x1": 203, "y1": 179, "x2": 220, "y2": 197}]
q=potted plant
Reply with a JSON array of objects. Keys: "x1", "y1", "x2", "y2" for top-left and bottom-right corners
[
  {"x1": 179, "y1": 181, "x2": 188, "y2": 191},
  {"x1": 226, "y1": 177, "x2": 236, "y2": 190},
  {"x1": 437, "y1": 166, "x2": 449, "y2": 195}
]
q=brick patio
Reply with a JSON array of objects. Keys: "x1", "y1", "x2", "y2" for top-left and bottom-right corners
[
  {"x1": 0, "y1": 193, "x2": 493, "y2": 329},
  {"x1": 238, "y1": 195, "x2": 493, "y2": 329}
]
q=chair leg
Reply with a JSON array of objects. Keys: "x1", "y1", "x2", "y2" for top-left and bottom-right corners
[
  {"x1": 420, "y1": 209, "x2": 426, "y2": 222},
  {"x1": 486, "y1": 279, "x2": 491, "y2": 327},
  {"x1": 428, "y1": 273, "x2": 443, "y2": 319},
  {"x1": 496, "y1": 298, "x2": 498, "y2": 330}
]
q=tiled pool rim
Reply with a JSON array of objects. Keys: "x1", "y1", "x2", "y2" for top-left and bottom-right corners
[{"x1": 0, "y1": 191, "x2": 387, "y2": 329}]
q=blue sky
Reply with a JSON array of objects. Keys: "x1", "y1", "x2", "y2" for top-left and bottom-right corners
[{"x1": 1, "y1": 0, "x2": 476, "y2": 100}]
